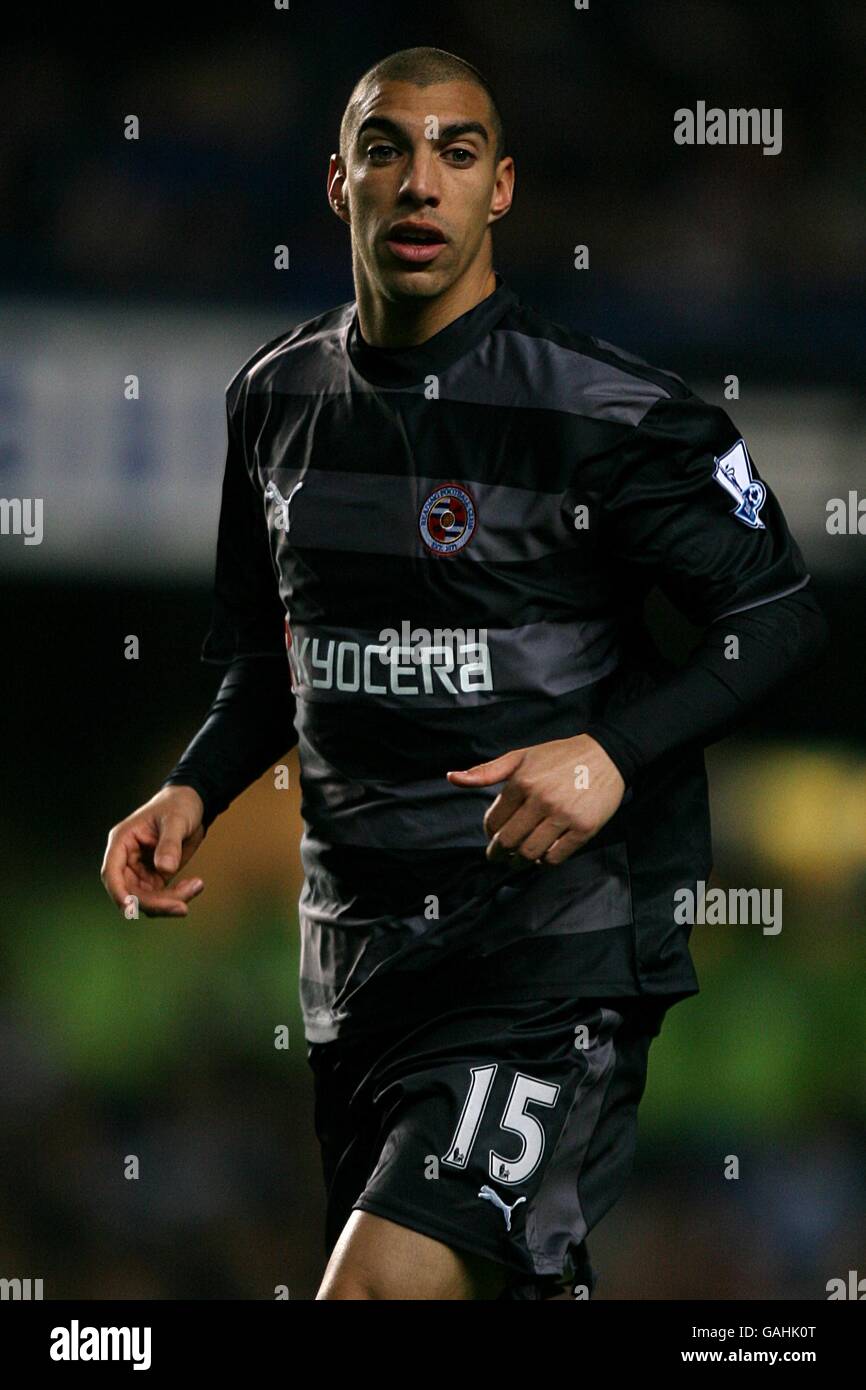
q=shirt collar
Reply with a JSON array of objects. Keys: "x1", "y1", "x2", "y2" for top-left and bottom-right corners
[{"x1": 346, "y1": 271, "x2": 517, "y2": 388}]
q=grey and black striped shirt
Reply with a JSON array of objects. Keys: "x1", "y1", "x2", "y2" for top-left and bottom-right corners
[{"x1": 195, "y1": 273, "x2": 811, "y2": 1043}]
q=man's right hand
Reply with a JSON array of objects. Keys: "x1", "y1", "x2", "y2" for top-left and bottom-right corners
[{"x1": 100, "y1": 785, "x2": 207, "y2": 918}]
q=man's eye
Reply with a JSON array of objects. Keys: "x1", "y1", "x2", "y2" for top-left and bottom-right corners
[
  {"x1": 367, "y1": 144, "x2": 399, "y2": 161},
  {"x1": 444, "y1": 147, "x2": 476, "y2": 165}
]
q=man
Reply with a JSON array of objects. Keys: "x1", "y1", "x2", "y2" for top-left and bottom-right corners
[{"x1": 101, "y1": 47, "x2": 827, "y2": 1300}]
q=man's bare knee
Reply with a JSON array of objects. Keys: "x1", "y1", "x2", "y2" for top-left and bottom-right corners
[{"x1": 316, "y1": 1271, "x2": 377, "y2": 1300}]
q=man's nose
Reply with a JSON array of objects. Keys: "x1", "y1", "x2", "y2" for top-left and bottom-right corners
[{"x1": 398, "y1": 147, "x2": 442, "y2": 203}]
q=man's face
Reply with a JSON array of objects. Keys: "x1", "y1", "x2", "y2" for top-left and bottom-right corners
[{"x1": 330, "y1": 79, "x2": 513, "y2": 301}]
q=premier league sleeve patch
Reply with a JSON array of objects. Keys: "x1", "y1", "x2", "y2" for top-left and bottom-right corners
[
  {"x1": 712, "y1": 438, "x2": 767, "y2": 529},
  {"x1": 419, "y1": 483, "x2": 477, "y2": 555}
]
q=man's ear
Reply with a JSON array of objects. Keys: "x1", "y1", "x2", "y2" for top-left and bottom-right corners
[
  {"x1": 327, "y1": 154, "x2": 350, "y2": 224},
  {"x1": 488, "y1": 155, "x2": 515, "y2": 228}
]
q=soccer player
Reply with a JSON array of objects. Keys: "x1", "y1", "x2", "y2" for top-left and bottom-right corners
[{"x1": 100, "y1": 47, "x2": 827, "y2": 1300}]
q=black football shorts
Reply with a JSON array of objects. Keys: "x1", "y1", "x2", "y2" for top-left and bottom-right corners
[{"x1": 307, "y1": 992, "x2": 669, "y2": 1299}]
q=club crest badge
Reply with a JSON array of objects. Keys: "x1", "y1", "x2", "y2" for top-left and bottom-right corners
[
  {"x1": 418, "y1": 482, "x2": 477, "y2": 555},
  {"x1": 712, "y1": 438, "x2": 766, "y2": 529}
]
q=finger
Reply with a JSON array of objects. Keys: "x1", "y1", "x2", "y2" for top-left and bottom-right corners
[
  {"x1": 518, "y1": 818, "x2": 572, "y2": 862},
  {"x1": 139, "y1": 876, "x2": 204, "y2": 916},
  {"x1": 139, "y1": 831, "x2": 204, "y2": 888},
  {"x1": 540, "y1": 828, "x2": 589, "y2": 866},
  {"x1": 485, "y1": 799, "x2": 546, "y2": 861},
  {"x1": 122, "y1": 848, "x2": 172, "y2": 896},
  {"x1": 172, "y1": 877, "x2": 204, "y2": 902},
  {"x1": 129, "y1": 862, "x2": 165, "y2": 892},
  {"x1": 105, "y1": 825, "x2": 162, "y2": 896},
  {"x1": 101, "y1": 837, "x2": 139, "y2": 908},
  {"x1": 446, "y1": 748, "x2": 524, "y2": 787},
  {"x1": 483, "y1": 778, "x2": 531, "y2": 838},
  {"x1": 153, "y1": 813, "x2": 188, "y2": 878},
  {"x1": 140, "y1": 898, "x2": 190, "y2": 918},
  {"x1": 105, "y1": 863, "x2": 203, "y2": 919}
]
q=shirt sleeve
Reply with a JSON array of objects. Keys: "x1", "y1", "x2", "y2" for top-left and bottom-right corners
[
  {"x1": 160, "y1": 368, "x2": 298, "y2": 828},
  {"x1": 162, "y1": 654, "x2": 297, "y2": 829},
  {"x1": 200, "y1": 384, "x2": 288, "y2": 664},
  {"x1": 587, "y1": 392, "x2": 811, "y2": 625},
  {"x1": 583, "y1": 583, "x2": 829, "y2": 787}
]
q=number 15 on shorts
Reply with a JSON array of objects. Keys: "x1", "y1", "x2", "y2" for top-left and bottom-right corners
[{"x1": 441, "y1": 1064, "x2": 560, "y2": 1186}]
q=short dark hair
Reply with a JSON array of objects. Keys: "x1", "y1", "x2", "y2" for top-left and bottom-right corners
[{"x1": 340, "y1": 47, "x2": 506, "y2": 165}]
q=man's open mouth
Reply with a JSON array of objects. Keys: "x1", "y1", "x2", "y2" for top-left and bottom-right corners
[
  {"x1": 386, "y1": 222, "x2": 448, "y2": 263},
  {"x1": 388, "y1": 221, "x2": 446, "y2": 242}
]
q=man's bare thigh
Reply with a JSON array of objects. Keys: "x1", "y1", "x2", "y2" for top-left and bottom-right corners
[{"x1": 316, "y1": 1210, "x2": 508, "y2": 1301}]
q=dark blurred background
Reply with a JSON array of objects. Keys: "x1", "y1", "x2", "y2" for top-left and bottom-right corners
[{"x1": 1, "y1": 0, "x2": 863, "y2": 1300}]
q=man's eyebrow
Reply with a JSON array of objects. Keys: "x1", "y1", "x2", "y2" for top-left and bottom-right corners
[{"x1": 355, "y1": 115, "x2": 489, "y2": 146}]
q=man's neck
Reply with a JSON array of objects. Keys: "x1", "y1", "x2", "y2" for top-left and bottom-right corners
[{"x1": 353, "y1": 263, "x2": 497, "y2": 349}]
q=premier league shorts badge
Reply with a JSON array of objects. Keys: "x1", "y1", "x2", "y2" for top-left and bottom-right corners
[
  {"x1": 712, "y1": 438, "x2": 767, "y2": 529},
  {"x1": 419, "y1": 482, "x2": 477, "y2": 554}
]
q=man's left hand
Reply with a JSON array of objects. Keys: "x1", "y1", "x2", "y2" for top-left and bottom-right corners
[{"x1": 446, "y1": 734, "x2": 626, "y2": 866}]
